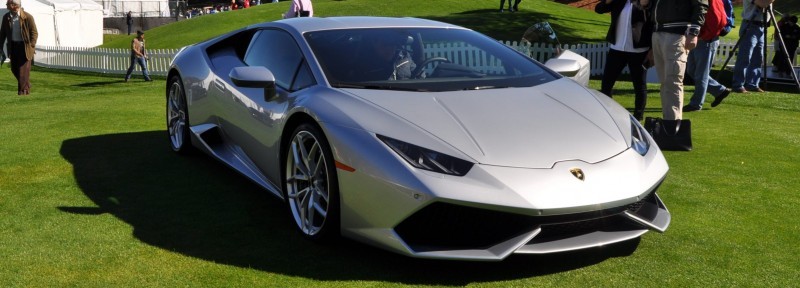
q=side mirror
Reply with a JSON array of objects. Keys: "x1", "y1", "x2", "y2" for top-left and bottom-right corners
[
  {"x1": 544, "y1": 50, "x2": 590, "y2": 87},
  {"x1": 229, "y1": 66, "x2": 277, "y2": 101},
  {"x1": 544, "y1": 58, "x2": 580, "y2": 77}
]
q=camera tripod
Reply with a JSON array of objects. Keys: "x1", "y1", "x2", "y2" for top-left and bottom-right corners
[{"x1": 716, "y1": 4, "x2": 800, "y2": 92}]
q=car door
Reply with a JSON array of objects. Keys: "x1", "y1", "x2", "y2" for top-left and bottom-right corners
[{"x1": 221, "y1": 29, "x2": 317, "y2": 185}]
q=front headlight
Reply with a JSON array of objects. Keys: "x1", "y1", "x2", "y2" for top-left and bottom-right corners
[
  {"x1": 377, "y1": 135, "x2": 473, "y2": 176},
  {"x1": 630, "y1": 115, "x2": 651, "y2": 156}
]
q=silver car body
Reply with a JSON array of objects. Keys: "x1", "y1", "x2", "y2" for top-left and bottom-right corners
[{"x1": 167, "y1": 16, "x2": 670, "y2": 261}]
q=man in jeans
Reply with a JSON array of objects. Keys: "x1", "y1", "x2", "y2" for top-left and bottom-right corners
[
  {"x1": 649, "y1": 0, "x2": 707, "y2": 120},
  {"x1": 124, "y1": 30, "x2": 152, "y2": 82},
  {"x1": 683, "y1": 0, "x2": 734, "y2": 112},
  {"x1": 732, "y1": 0, "x2": 775, "y2": 93}
]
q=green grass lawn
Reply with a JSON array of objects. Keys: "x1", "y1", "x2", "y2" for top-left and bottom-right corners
[
  {"x1": 5, "y1": 0, "x2": 800, "y2": 285},
  {"x1": 101, "y1": 0, "x2": 800, "y2": 51},
  {"x1": 102, "y1": 0, "x2": 610, "y2": 49},
  {"x1": 1, "y1": 62, "x2": 799, "y2": 285}
]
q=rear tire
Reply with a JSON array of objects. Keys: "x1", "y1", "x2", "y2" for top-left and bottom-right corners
[
  {"x1": 284, "y1": 123, "x2": 340, "y2": 241},
  {"x1": 166, "y1": 75, "x2": 193, "y2": 154}
]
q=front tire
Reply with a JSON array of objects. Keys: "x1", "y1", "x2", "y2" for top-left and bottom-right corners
[
  {"x1": 284, "y1": 123, "x2": 340, "y2": 241},
  {"x1": 166, "y1": 75, "x2": 193, "y2": 154}
]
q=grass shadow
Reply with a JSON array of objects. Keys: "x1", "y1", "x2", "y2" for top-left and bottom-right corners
[{"x1": 59, "y1": 131, "x2": 641, "y2": 284}]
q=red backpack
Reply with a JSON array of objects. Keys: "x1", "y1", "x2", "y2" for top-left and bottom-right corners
[{"x1": 699, "y1": 0, "x2": 727, "y2": 41}]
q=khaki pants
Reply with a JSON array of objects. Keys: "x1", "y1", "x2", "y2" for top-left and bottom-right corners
[{"x1": 652, "y1": 32, "x2": 688, "y2": 120}]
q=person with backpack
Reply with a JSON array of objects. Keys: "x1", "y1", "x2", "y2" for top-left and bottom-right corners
[{"x1": 683, "y1": 0, "x2": 734, "y2": 112}]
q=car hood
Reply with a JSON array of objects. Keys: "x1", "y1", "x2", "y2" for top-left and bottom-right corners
[{"x1": 342, "y1": 79, "x2": 629, "y2": 169}]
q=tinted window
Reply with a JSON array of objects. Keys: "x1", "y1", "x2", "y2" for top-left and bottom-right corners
[
  {"x1": 245, "y1": 30, "x2": 307, "y2": 90},
  {"x1": 304, "y1": 28, "x2": 558, "y2": 92},
  {"x1": 292, "y1": 62, "x2": 315, "y2": 91}
]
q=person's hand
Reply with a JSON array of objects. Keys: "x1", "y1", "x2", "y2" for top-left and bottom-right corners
[{"x1": 685, "y1": 35, "x2": 698, "y2": 51}]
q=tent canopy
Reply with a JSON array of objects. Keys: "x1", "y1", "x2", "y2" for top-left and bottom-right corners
[{"x1": 1, "y1": 0, "x2": 103, "y2": 47}]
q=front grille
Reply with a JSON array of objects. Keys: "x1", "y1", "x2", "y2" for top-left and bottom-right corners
[
  {"x1": 531, "y1": 192, "x2": 659, "y2": 245},
  {"x1": 394, "y1": 202, "x2": 538, "y2": 251},
  {"x1": 395, "y1": 192, "x2": 658, "y2": 251}
]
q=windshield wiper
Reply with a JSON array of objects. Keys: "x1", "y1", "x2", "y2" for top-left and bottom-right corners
[
  {"x1": 332, "y1": 82, "x2": 429, "y2": 92},
  {"x1": 463, "y1": 86, "x2": 506, "y2": 90}
]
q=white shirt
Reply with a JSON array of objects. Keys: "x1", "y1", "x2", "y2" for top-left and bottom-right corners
[
  {"x1": 608, "y1": 0, "x2": 648, "y2": 53},
  {"x1": 283, "y1": 0, "x2": 313, "y2": 18}
]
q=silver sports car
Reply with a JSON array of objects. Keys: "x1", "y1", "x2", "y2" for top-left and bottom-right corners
[{"x1": 166, "y1": 17, "x2": 670, "y2": 261}]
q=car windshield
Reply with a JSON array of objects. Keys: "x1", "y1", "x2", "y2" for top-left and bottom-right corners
[{"x1": 304, "y1": 28, "x2": 559, "y2": 92}]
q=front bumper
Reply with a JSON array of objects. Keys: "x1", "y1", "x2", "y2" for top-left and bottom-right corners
[{"x1": 393, "y1": 189, "x2": 669, "y2": 260}]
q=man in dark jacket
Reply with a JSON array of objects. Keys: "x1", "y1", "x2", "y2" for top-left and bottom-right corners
[
  {"x1": 649, "y1": 0, "x2": 707, "y2": 120},
  {"x1": 126, "y1": 11, "x2": 132, "y2": 35},
  {"x1": 0, "y1": 0, "x2": 38, "y2": 95}
]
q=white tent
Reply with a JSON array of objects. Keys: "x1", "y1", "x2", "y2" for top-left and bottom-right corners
[
  {"x1": 100, "y1": 0, "x2": 171, "y2": 17},
  {"x1": 48, "y1": 0, "x2": 103, "y2": 46},
  {"x1": 0, "y1": 0, "x2": 102, "y2": 47}
]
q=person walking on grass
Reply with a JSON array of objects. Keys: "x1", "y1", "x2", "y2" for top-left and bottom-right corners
[
  {"x1": 124, "y1": 30, "x2": 152, "y2": 82},
  {"x1": 683, "y1": 0, "x2": 734, "y2": 112},
  {"x1": 0, "y1": 0, "x2": 38, "y2": 95}
]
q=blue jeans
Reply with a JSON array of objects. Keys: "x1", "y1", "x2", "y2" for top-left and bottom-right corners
[
  {"x1": 686, "y1": 38, "x2": 727, "y2": 109},
  {"x1": 125, "y1": 55, "x2": 151, "y2": 80},
  {"x1": 732, "y1": 21, "x2": 765, "y2": 90}
]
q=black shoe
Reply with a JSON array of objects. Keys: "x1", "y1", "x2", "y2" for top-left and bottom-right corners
[
  {"x1": 682, "y1": 105, "x2": 701, "y2": 112},
  {"x1": 145, "y1": 78, "x2": 153, "y2": 82},
  {"x1": 711, "y1": 88, "x2": 730, "y2": 107}
]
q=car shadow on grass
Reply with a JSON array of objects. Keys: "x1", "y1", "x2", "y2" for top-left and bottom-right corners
[{"x1": 59, "y1": 131, "x2": 641, "y2": 285}]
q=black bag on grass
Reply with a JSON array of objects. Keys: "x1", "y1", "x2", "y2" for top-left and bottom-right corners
[{"x1": 644, "y1": 117, "x2": 692, "y2": 151}]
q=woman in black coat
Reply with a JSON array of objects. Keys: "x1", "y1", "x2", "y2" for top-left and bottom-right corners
[{"x1": 595, "y1": 0, "x2": 652, "y2": 120}]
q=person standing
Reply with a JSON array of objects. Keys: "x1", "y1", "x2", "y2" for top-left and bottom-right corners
[
  {"x1": 772, "y1": 14, "x2": 800, "y2": 78},
  {"x1": 499, "y1": 0, "x2": 521, "y2": 12},
  {"x1": 595, "y1": 0, "x2": 652, "y2": 120},
  {"x1": 283, "y1": 0, "x2": 312, "y2": 18},
  {"x1": 124, "y1": 30, "x2": 152, "y2": 82},
  {"x1": 650, "y1": 0, "x2": 707, "y2": 121},
  {"x1": 683, "y1": 0, "x2": 735, "y2": 112},
  {"x1": 126, "y1": 11, "x2": 132, "y2": 35},
  {"x1": 731, "y1": 0, "x2": 774, "y2": 93},
  {"x1": 0, "y1": 0, "x2": 38, "y2": 95}
]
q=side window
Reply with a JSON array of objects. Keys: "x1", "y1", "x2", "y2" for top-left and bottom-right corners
[
  {"x1": 244, "y1": 30, "x2": 311, "y2": 90},
  {"x1": 291, "y1": 61, "x2": 315, "y2": 91}
]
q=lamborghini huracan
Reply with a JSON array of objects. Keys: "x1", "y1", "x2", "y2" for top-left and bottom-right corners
[{"x1": 166, "y1": 16, "x2": 670, "y2": 261}]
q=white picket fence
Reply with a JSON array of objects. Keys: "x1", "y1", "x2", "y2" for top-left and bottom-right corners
[
  {"x1": 35, "y1": 46, "x2": 180, "y2": 76},
  {"x1": 33, "y1": 40, "x2": 796, "y2": 77}
]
